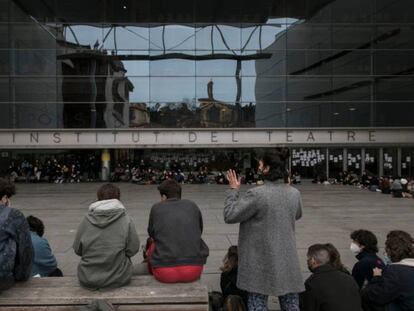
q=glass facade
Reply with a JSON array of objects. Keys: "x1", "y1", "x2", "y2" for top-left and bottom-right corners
[{"x1": 1, "y1": 0, "x2": 414, "y2": 129}]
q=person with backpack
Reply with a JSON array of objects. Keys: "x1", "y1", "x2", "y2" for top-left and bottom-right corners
[{"x1": 0, "y1": 178, "x2": 33, "y2": 291}]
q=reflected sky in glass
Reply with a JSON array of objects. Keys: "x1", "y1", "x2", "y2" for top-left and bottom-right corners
[{"x1": 63, "y1": 19, "x2": 296, "y2": 104}]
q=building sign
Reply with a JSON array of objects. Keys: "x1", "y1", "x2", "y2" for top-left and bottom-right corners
[{"x1": 0, "y1": 129, "x2": 413, "y2": 149}]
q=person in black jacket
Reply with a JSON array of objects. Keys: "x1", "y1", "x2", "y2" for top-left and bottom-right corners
[
  {"x1": 0, "y1": 178, "x2": 33, "y2": 292},
  {"x1": 220, "y1": 246, "x2": 248, "y2": 307},
  {"x1": 147, "y1": 179, "x2": 209, "y2": 283},
  {"x1": 350, "y1": 230, "x2": 385, "y2": 288},
  {"x1": 300, "y1": 244, "x2": 363, "y2": 311},
  {"x1": 362, "y1": 230, "x2": 414, "y2": 311}
]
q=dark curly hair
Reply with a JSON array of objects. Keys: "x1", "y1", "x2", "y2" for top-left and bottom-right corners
[
  {"x1": 0, "y1": 178, "x2": 16, "y2": 199},
  {"x1": 350, "y1": 229, "x2": 379, "y2": 254},
  {"x1": 259, "y1": 148, "x2": 289, "y2": 182},
  {"x1": 27, "y1": 215, "x2": 45, "y2": 237},
  {"x1": 385, "y1": 230, "x2": 414, "y2": 263}
]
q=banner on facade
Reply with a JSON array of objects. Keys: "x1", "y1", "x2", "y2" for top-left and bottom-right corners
[{"x1": 0, "y1": 129, "x2": 413, "y2": 149}]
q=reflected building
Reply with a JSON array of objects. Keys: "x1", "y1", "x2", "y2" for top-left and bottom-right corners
[
  {"x1": 198, "y1": 80, "x2": 238, "y2": 128},
  {"x1": 60, "y1": 44, "x2": 134, "y2": 128},
  {"x1": 129, "y1": 103, "x2": 150, "y2": 127}
]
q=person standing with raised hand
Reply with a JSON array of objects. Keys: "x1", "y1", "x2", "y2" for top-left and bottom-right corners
[{"x1": 224, "y1": 150, "x2": 304, "y2": 311}]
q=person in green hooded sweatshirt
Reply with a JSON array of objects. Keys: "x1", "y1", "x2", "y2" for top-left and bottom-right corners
[{"x1": 73, "y1": 183, "x2": 140, "y2": 289}]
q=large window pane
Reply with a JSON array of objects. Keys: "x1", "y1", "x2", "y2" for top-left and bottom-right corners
[
  {"x1": 13, "y1": 103, "x2": 63, "y2": 128},
  {"x1": 375, "y1": 78, "x2": 414, "y2": 101},
  {"x1": 375, "y1": 0, "x2": 414, "y2": 23},
  {"x1": 103, "y1": 26, "x2": 149, "y2": 51},
  {"x1": 196, "y1": 77, "x2": 237, "y2": 103},
  {"x1": 128, "y1": 77, "x2": 150, "y2": 103},
  {"x1": 12, "y1": 77, "x2": 57, "y2": 103},
  {"x1": 332, "y1": 0, "x2": 374, "y2": 23},
  {"x1": 150, "y1": 77, "x2": 195, "y2": 103},
  {"x1": 332, "y1": 25, "x2": 374, "y2": 49},
  {"x1": 291, "y1": 148, "x2": 327, "y2": 179},
  {"x1": 150, "y1": 57, "x2": 195, "y2": 76},
  {"x1": 287, "y1": 77, "x2": 330, "y2": 101},
  {"x1": 287, "y1": 50, "x2": 333, "y2": 75},
  {"x1": 374, "y1": 26, "x2": 414, "y2": 49},
  {"x1": 0, "y1": 24, "x2": 8, "y2": 48},
  {"x1": 365, "y1": 149, "x2": 379, "y2": 175},
  {"x1": 122, "y1": 57, "x2": 149, "y2": 76},
  {"x1": 254, "y1": 51, "x2": 286, "y2": 76},
  {"x1": 0, "y1": 51, "x2": 8, "y2": 75},
  {"x1": 242, "y1": 24, "x2": 288, "y2": 51},
  {"x1": 150, "y1": 25, "x2": 195, "y2": 51},
  {"x1": 401, "y1": 148, "x2": 414, "y2": 178},
  {"x1": 374, "y1": 50, "x2": 414, "y2": 75},
  {"x1": 287, "y1": 24, "x2": 331, "y2": 50},
  {"x1": 196, "y1": 59, "x2": 237, "y2": 77},
  {"x1": 10, "y1": 23, "x2": 57, "y2": 49},
  {"x1": 347, "y1": 149, "x2": 362, "y2": 174},
  {"x1": 9, "y1": 50, "x2": 56, "y2": 75},
  {"x1": 375, "y1": 102, "x2": 414, "y2": 126},
  {"x1": 383, "y1": 148, "x2": 398, "y2": 176},
  {"x1": 195, "y1": 25, "x2": 241, "y2": 51},
  {"x1": 248, "y1": 77, "x2": 285, "y2": 102},
  {"x1": 63, "y1": 25, "x2": 103, "y2": 48},
  {"x1": 328, "y1": 148, "x2": 344, "y2": 179},
  {"x1": 286, "y1": 102, "x2": 325, "y2": 127},
  {"x1": 0, "y1": 78, "x2": 9, "y2": 102}
]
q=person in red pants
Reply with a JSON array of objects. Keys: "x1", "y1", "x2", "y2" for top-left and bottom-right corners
[{"x1": 147, "y1": 179, "x2": 209, "y2": 283}]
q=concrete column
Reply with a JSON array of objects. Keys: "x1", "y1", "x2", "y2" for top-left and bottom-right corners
[
  {"x1": 379, "y1": 148, "x2": 384, "y2": 177},
  {"x1": 343, "y1": 148, "x2": 348, "y2": 172},
  {"x1": 326, "y1": 148, "x2": 329, "y2": 180},
  {"x1": 101, "y1": 149, "x2": 111, "y2": 181},
  {"x1": 397, "y1": 147, "x2": 402, "y2": 177},
  {"x1": 361, "y1": 148, "x2": 366, "y2": 174}
]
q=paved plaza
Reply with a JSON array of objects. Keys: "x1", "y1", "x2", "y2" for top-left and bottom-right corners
[{"x1": 12, "y1": 182, "x2": 414, "y2": 307}]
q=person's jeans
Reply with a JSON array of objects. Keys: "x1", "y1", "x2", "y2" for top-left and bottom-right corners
[{"x1": 247, "y1": 292, "x2": 300, "y2": 311}]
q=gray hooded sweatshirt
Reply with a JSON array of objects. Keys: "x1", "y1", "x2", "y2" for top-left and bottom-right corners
[{"x1": 73, "y1": 199, "x2": 140, "y2": 289}]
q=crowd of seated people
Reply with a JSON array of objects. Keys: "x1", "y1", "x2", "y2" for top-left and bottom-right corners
[
  {"x1": 1, "y1": 170, "x2": 414, "y2": 311},
  {"x1": 6, "y1": 156, "x2": 262, "y2": 186},
  {"x1": 316, "y1": 170, "x2": 414, "y2": 199},
  {"x1": 6, "y1": 156, "x2": 100, "y2": 183}
]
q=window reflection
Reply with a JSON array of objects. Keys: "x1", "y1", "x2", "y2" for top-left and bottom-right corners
[
  {"x1": 1, "y1": 0, "x2": 414, "y2": 128},
  {"x1": 150, "y1": 25, "x2": 195, "y2": 51},
  {"x1": 150, "y1": 77, "x2": 195, "y2": 103}
]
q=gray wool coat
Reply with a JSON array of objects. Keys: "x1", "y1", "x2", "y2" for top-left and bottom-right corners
[{"x1": 224, "y1": 181, "x2": 304, "y2": 297}]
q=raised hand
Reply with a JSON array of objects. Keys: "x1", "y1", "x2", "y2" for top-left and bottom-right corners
[{"x1": 226, "y1": 169, "x2": 241, "y2": 190}]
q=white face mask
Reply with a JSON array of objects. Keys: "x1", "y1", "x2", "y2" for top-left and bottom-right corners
[{"x1": 350, "y1": 242, "x2": 362, "y2": 255}]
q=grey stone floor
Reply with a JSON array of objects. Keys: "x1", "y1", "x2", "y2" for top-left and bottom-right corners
[{"x1": 12, "y1": 182, "x2": 414, "y2": 309}]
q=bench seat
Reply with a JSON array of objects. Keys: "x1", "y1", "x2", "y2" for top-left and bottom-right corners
[{"x1": 0, "y1": 276, "x2": 208, "y2": 311}]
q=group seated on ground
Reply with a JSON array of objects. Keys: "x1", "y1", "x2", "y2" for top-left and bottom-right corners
[
  {"x1": 6, "y1": 158, "x2": 262, "y2": 186},
  {"x1": 310, "y1": 169, "x2": 414, "y2": 199},
  {"x1": 7, "y1": 156, "x2": 99, "y2": 183},
  {"x1": 1, "y1": 177, "x2": 414, "y2": 311}
]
